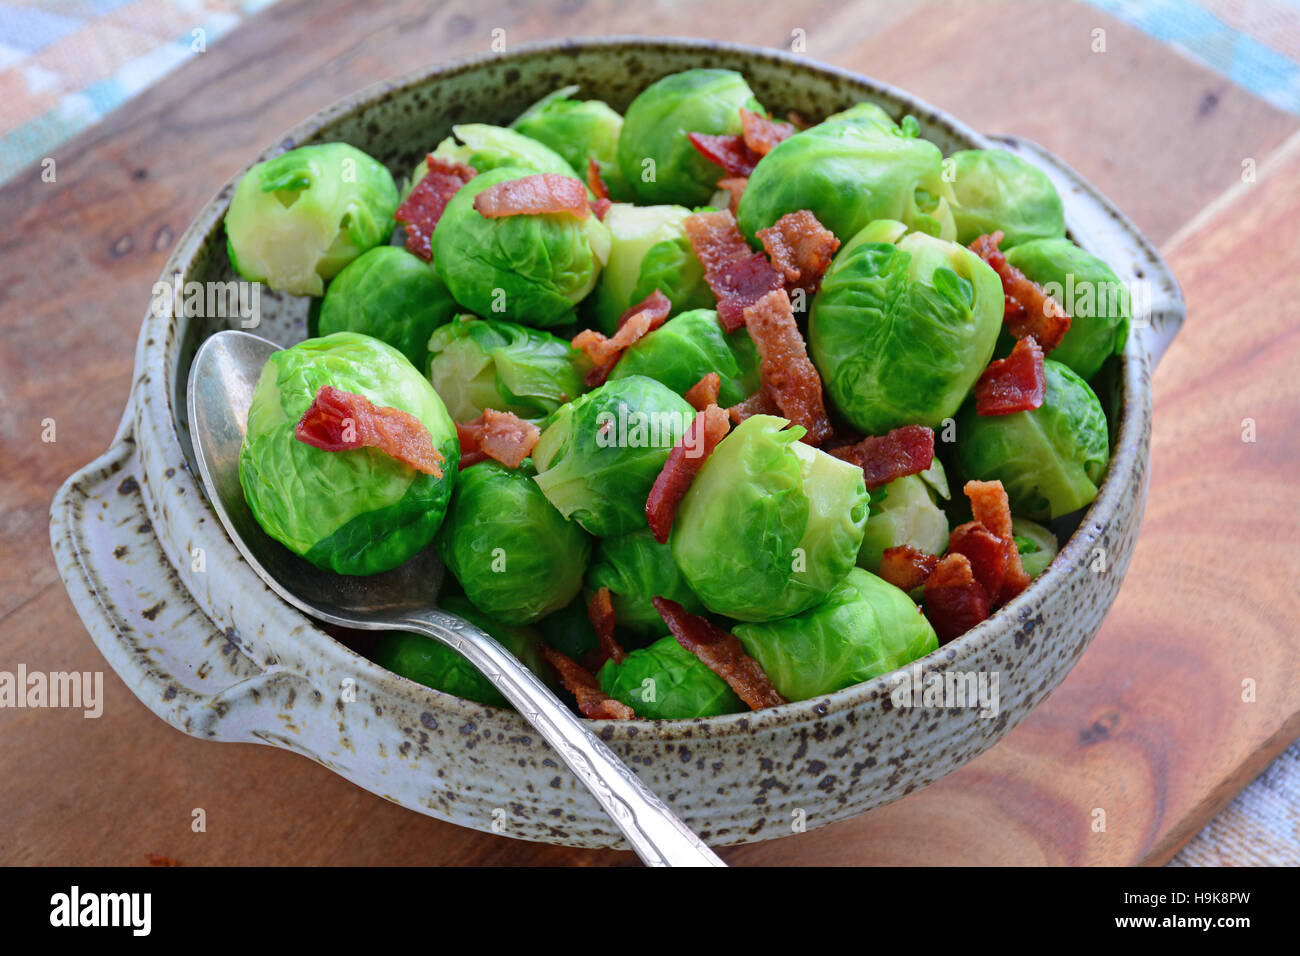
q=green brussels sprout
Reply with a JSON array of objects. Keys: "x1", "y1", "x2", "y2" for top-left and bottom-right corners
[
  {"x1": 608, "y1": 308, "x2": 759, "y2": 407},
  {"x1": 587, "y1": 528, "x2": 705, "y2": 638},
  {"x1": 1012, "y1": 518, "x2": 1059, "y2": 579},
  {"x1": 733, "y1": 567, "x2": 937, "y2": 701},
  {"x1": 225, "y1": 143, "x2": 399, "y2": 296},
  {"x1": 432, "y1": 166, "x2": 611, "y2": 328},
  {"x1": 532, "y1": 375, "x2": 694, "y2": 537},
  {"x1": 238, "y1": 332, "x2": 459, "y2": 575},
  {"x1": 857, "y1": 461, "x2": 951, "y2": 573},
  {"x1": 427, "y1": 315, "x2": 585, "y2": 422},
  {"x1": 420, "y1": 123, "x2": 580, "y2": 182},
  {"x1": 317, "y1": 246, "x2": 457, "y2": 368},
  {"x1": 823, "y1": 101, "x2": 900, "y2": 133},
  {"x1": 671, "y1": 414, "x2": 869, "y2": 622},
  {"x1": 737, "y1": 111, "x2": 956, "y2": 244},
  {"x1": 1004, "y1": 238, "x2": 1131, "y2": 381},
  {"x1": 948, "y1": 149, "x2": 1066, "y2": 249},
  {"x1": 536, "y1": 596, "x2": 600, "y2": 661},
  {"x1": 587, "y1": 203, "x2": 714, "y2": 334},
  {"x1": 598, "y1": 635, "x2": 743, "y2": 718},
  {"x1": 372, "y1": 596, "x2": 550, "y2": 708},
  {"x1": 618, "y1": 68, "x2": 762, "y2": 207},
  {"x1": 511, "y1": 85, "x2": 630, "y2": 200},
  {"x1": 438, "y1": 460, "x2": 590, "y2": 625},
  {"x1": 955, "y1": 358, "x2": 1110, "y2": 520},
  {"x1": 810, "y1": 220, "x2": 1004, "y2": 435}
]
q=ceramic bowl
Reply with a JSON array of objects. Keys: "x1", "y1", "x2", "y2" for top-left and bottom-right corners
[{"x1": 51, "y1": 37, "x2": 1183, "y2": 849}]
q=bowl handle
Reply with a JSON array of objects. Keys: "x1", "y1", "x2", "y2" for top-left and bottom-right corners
[{"x1": 985, "y1": 135, "x2": 1186, "y2": 369}]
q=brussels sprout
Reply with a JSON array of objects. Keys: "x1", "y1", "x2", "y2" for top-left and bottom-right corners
[
  {"x1": 857, "y1": 467, "x2": 950, "y2": 573},
  {"x1": 1012, "y1": 518, "x2": 1059, "y2": 579},
  {"x1": 372, "y1": 596, "x2": 550, "y2": 708},
  {"x1": 1004, "y1": 238, "x2": 1130, "y2": 381},
  {"x1": 427, "y1": 315, "x2": 585, "y2": 422},
  {"x1": 511, "y1": 86, "x2": 630, "y2": 200},
  {"x1": 948, "y1": 149, "x2": 1066, "y2": 249},
  {"x1": 587, "y1": 528, "x2": 705, "y2": 638},
  {"x1": 810, "y1": 221, "x2": 1004, "y2": 435},
  {"x1": 532, "y1": 375, "x2": 694, "y2": 537},
  {"x1": 618, "y1": 68, "x2": 762, "y2": 207},
  {"x1": 737, "y1": 112, "x2": 956, "y2": 244},
  {"x1": 432, "y1": 166, "x2": 611, "y2": 328},
  {"x1": 317, "y1": 246, "x2": 457, "y2": 368},
  {"x1": 823, "y1": 101, "x2": 901, "y2": 134},
  {"x1": 536, "y1": 596, "x2": 600, "y2": 661},
  {"x1": 598, "y1": 635, "x2": 743, "y2": 718},
  {"x1": 238, "y1": 332, "x2": 459, "y2": 575},
  {"x1": 956, "y1": 358, "x2": 1110, "y2": 520},
  {"x1": 733, "y1": 567, "x2": 937, "y2": 700},
  {"x1": 671, "y1": 414, "x2": 869, "y2": 622},
  {"x1": 225, "y1": 143, "x2": 399, "y2": 296},
  {"x1": 608, "y1": 308, "x2": 759, "y2": 407},
  {"x1": 438, "y1": 460, "x2": 590, "y2": 625},
  {"x1": 419, "y1": 123, "x2": 580, "y2": 184}
]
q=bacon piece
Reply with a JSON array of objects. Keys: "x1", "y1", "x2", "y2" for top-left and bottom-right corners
[
  {"x1": 473, "y1": 173, "x2": 589, "y2": 219},
  {"x1": 739, "y1": 108, "x2": 795, "y2": 156},
  {"x1": 976, "y1": 336, "x2": 1045, "y2": 416},
  {"x1": 687, "y1": 132, "x2": 761, "y2": 177},
  {"x1": 572, "y1": 290, "x2": 671, "y2": 387},
  {"x1": 727, "y1": 387, "x2": 780, "y2": 425},
  {"x1": 645, "y1": 404, "x2": 730, "y2": 543},
  {"x1": 964, "y1": 479, "x2": 1030, "y2": 603},
  {"x1": 947, "y1": 522, "x2": 1008, "y2": 603},
  {"x1": 879, "y1": 546, "x2": 939, "y2": 592},
  {"x1": 590, "y1": 197, "x2": 612, "y2": 221},
  {"x1": 786, "y1": 110, "x2": 811, "y2": 131},
  {"x1": 923, "y1": 553, "x2": 991, "y2": 644},
  {"x1": 615, "y1": 288, "x2": 672, "y2": 332},
  {"x1": 684, "y1": 372, "x2": 721, "y2": 412},
  {"x1": 683, "y1": 210, "x2": 784, "y2": 332},
  {"x1": 540, "y1": 646, "x2": 635, "y2": 720},
  {"x1": 455, "y1": 409, "x2": 540, "y2": 469},
  {"x1": 653, "y1": 597, "x2": 786, "y2": 710},
  {"x1": 586, "y1": 157, "x2": 610, "y2": 200},
  {"x1": 757, "y1": 210, "x2": 840, "y2": 293},
  {"x1": 393, "y1": 157, "x2": 476, "y2": 261},
  {"x1": 683, "y1": 209, "x2": 752, "y2": 276},
  {"x1": 742, "y1": 289, "x2": 833, "y2": 445},
  {"x1": 587, "y1": 586, "x2": 626, "y2": 666},
  {"x1": 295, "y1": 386, "x2": 444, "y2": 477},
  {"x1": 969, "y1": 231, "x2": 1072, "y2": 352},
  {"x1": 716, "y1": 176, "x2": 747, "y2": 215},
  {"x1": 828, "y1": 424, "x2": 934, "y2": 490}
]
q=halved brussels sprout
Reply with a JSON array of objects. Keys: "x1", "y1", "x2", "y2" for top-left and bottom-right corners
[
  {"x1": 1005, "y1": 238, "x2": 1130, "y2": 381},
  {"x1": 608, "y1": 308, "x2": 760, "y2": 408},
  {"x1": 671, "y1": 414, "x2": 869, "y2": 622},
  {"x1": 948, "y1": 149, "x2": 1066, "y2": 249},
  {"x1": 733, "y1": 567, "x2": 937, "y2": 701},
  {"x1": 810, "y1": 221, "x2": 1004, "y2": 435},
  {"x1": 1012, "y1": 517, "x2": 1059, "y2": 579},
  {"x1": 432, "y1": 166, "x2": 611, "y2": 327},
  {"x1": 618, "y1": 68, "x2": 762, "y2": 207},
  {"x1": 511, "y1": 86, "x2": 630, "y2": 199},
  {"x1": 418, "y1": 123, "x2": 579, "y2": 185},
  {"x1": 598, "y1": 635, "x2": 743, "y2": 718},
  {"x1": 587, "y1": 528, "x2": 705, "y2": 638},
  {"x1": 533, "y1": 375, "x2": 694, "y2": 537},
  {"x1": 238, "y1": 332, "x2": 459, "y2": 575},
  {"x1": 318, "y1": 246, "x2": 457, "y2": 368},
  {"x1": 956, "y1": 358, "x2": 1110, "y2": 520},
  {"x1": 857, "y1": 459, "x2": 951, "y2": 573},
  {"x1": 225, "y1": 143, "x2": 399, "y2": 296},
  {"x1": 427, "y1": 315, "x2": 585, "y2": 422},
  {"x1": 438, "y1": 459, "x2": 590, "y2": 625}
]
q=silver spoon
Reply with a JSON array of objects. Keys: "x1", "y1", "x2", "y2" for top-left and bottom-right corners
[{"x1": 187, "y1": 329, "x2": 725, "y2": 867}]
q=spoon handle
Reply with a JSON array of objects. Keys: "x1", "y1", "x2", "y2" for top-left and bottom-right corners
[{"x1": 398, "y1": 609, "x2": 726, "y2": 868}]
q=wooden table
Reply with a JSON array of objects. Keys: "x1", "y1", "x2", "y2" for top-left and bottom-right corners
[{"x1": 3, "y1": 0, "x2": 1298, "y2": 866}]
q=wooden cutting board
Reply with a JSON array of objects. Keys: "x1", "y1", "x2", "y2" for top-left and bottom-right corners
[{"x1": 2, "y1": 0, "x2": 1298, "y2": 866}]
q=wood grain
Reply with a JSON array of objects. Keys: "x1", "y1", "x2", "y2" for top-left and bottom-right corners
[{"x1": 1, "y1": 0, "x2": 1297, "y2": 865}]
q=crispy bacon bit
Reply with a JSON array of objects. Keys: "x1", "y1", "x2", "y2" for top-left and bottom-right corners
[
  {"x1": 757, "y1": 209, "x2": 841, "y2": 293},
  {"x1": 743, "y1": 289, "x2": 833, "y2": 445},
  {"x1": 683, "y1": 209, "x2": 752, "y2": 275},
  {"x1": 828, "y1": 424, "x2": 935, "y2": 490},
  {"x1": 455, "y1": 409, "x2": 540, "y2": 469},
  {"x1": 646, "y1": 405, "x2": 730, "y2": 543},
  {"x1": 540, "y1": 646, "x2": 635, "y2": 720},
  {"x1": 786, "y1": 110, "x2": 811, "y2": 131},
  {"x1": 923, "y1": 553, "x2": 991, "y2": 644},
  {"x1": 727, "y1": 387, "x2": 780, "y2": 425},
  {"x1": 684, "y1": 372, "x2": 721, "y2": 412},
  {"x1": 976, "y1": 337, "x2": 1046, "y2": 416},
  {"x1": 687, "y1": 132, "x2": 761, "y2": 177},
  {"x1": 683, "y1": 209, "x2": 786, "y2": 333},
  {"x1": 590, "y1": 197, "x2": 612, "y2": 221},
  {"x1": 587, "y1": 586, "x2": 626, "y2": 666},
  {"x1": 653, "y1": 597, "x2": 786, "y2": 710},
  {"x1": 969, "y1": 231, "x2": 1072, "y2": 352},
  {"x1": 572, "y1": 290, "x2": 671, "y2": 387},
  {"x1": 295, "y1": 386, "x2": 445, "y2": 477},
  {"x1": 586, "y1": 157, "x2": 610, "y2": 200},
  {"x1": 716, "y1": 176, "x2": 747, "y2": 215},
  {"x1": 879, "y1": 546, "x2": 940, "y2": 592},
  {"x1": 739, "y1": 108, "x2": 795, "y2": 156},
  {"x1": 947, "y1": 522, "x2": 1008, "y2": 603},
  {"x1": 473, "y1": 173, "x2": 590, "y2": 219},
  {"x1": 394, "y1": 157, "x2": 476, "y2": 261},
  {"x1": 964, "y1": 479, "x2": 1030, "y2": 603}
]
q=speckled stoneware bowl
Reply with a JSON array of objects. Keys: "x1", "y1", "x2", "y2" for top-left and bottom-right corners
[{"x1": 51, "y1": 38, "x2": 1183, "y2": 850}]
